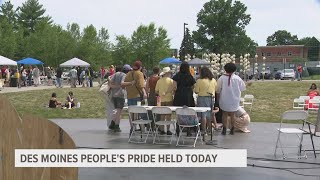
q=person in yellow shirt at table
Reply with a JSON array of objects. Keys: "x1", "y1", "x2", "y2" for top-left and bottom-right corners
[
  {"x1": 194, "y1": 66, "x2": 217, "y2": 135},
  {"x1": 155, "y1": 67, "x2": 175, "y2": 135}
]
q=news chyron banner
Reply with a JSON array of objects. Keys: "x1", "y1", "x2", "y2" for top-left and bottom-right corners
[{"x1": 15, "y1": 149, "x2": 247, "y2": 167}]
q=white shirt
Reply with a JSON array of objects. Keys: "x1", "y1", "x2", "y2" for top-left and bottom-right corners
[{"x1": 217, "y1": 74, "x2": 246, "y2": 112}]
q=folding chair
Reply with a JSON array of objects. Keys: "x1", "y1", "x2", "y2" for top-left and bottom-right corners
[
  {"x1": 308, "y1": 99, "x2": 320, "y2": 114},
  {"x1": 243, "y1": 94, "x2": 254, "y2": 112},
  {"x1": 313, "y1": 96, "x2": 320, "y2": 100},
  {"x1": 303, "y1": 108, "x2": 320, "y2": 158},
  {"x1": 176, "y1": 107, "x2": 203, "y2": 147},
  {"x1": 292, "y1": 98, "x2": 305, "y2": 110},
  {"x1": 274, "y1": 110, "x2": 308, "y2": 159},
  {"x1": 152, "y1": 107, "x2": 175, "y2": 144},
  {"x1": 128, "y1": 106, "x2": 153, "y2": 144},
  {"x1": 239, "y1": 98, "x2": 244, "y2": 108},
  {"x1": 299, "y1": 96, "x2": 310, "y2": 108}
]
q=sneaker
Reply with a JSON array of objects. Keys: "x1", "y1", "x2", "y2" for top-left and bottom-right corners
[
  {"x1": 221, "y1": 127, "x2": 226, "y2": 135},
  {"x1": 109, "y1": 121, "x2": 115, "y2": 130},
  {"x1": 167, "y1": 131, "x2": 173, "y2": 135},
  {"x1": 230, "y1": 127, "x2": 234, "y2": 135},
  {"x1": 113, "y1": 125, "x2": 122, "y2": 132}
]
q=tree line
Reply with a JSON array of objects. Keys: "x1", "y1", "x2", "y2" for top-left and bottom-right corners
[
  {"x1": 2, "y1": 0, "x2": 315, "y2": 70},
  {"x1": 0, "y1": 0, "x2": 171, "y2": 70}
]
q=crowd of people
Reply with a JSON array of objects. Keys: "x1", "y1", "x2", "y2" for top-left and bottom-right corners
[
  {"x1": 0, "y1": 65, "x2": 118, "y2": 88},
  {"x1": 105, "y1": 60, "x2": 251, "y2": 136}
]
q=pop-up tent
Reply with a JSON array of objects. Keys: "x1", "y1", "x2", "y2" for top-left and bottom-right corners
[
  {"x1": 17, "y1": 57, "x2": 44, "y2": 65},
  {"x1": 188, "y1": 58, "x2": 211, "y2": 66},
  {"x1": 0, "y1": 55, "x2": 17, "y2": 66},
  {"x1": 60, "y1": 58, "x2": 90, "y2": 67},
  {"x1": 159, "y1": 57, "x2": 181, "y2": 64}
]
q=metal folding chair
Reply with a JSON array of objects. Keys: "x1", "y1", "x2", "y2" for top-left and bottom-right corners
[
  {"x1": 128, "y1": 106, "x2": 153, "y2": 144},
  {"x1": 274, "y1": 110, "x2": 308, "y2": 159},
  {"x1": 292, "y1": 98, "x2": 305, "y2": 110},
  {"x1": 176, "y1": 107, "x2": 203, "y2": 147},
  {"x1": 299, "y1": 96, "x2": 310, "y2": 108},
  {"x1": 303, "y1": 108, "x2": 320, "y2": 158},
  {"x1": 243, "y1": 94, "x2": 254, "y2": 112},
  {"x1": 152, "y1": 107, "x2": 175, "y2": 144},
  {"x1": 313, "y1": 96, "x2": 320, "y2": 100},
  {"x1": 308, "y1": 99, "x2": 320, "y2": 114}
]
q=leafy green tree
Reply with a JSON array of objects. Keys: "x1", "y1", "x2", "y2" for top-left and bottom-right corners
[
  {"x1": 0, "y1": 18, "x2": 17, "y2": 58},
  {"x1": 193, "y1": 0, "x2": 256, "y2": 55},
  {"x1": 266, "y1": 30, "x2": 298, "y2": 46},
  {"x1": 179, "y1": 28, "x2": 195, "y2": 60},
  {"x1": 67, "y1": 23, "x2": 81, "y2": 41},
  {"x1": 131, "y1": 23, "x2": 171, "y2": 70},
  {"x1": 16, "y1": 0, "x2": 52, "y2": 35},
  {"x1": 76, "y1": 25, "x2": 112, "y2": 69},
  {"x1": 0, "y1": 1, "x2": 18, "y2": 27},
  {"x1": 112, "y1": 35, "x2": 133, "y2": 65},
  {"x1": 96, "y1": 27, "x2": 112, "y2": 66},
  {"x1": 20, "y1": 21, "x2": 76, "y2": 67},
  {"x1": 296, "y1": 37, "x2": 312, "y2": 45}
]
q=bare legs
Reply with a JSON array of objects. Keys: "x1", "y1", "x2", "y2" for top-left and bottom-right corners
[{"x1": 222, "y1": 111, "x2": 236, "y2": 135}]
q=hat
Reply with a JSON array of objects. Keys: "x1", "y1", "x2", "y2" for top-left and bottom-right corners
[
  {"x1": 133, "y1": 60, "x2": 142, "y2": 70},
  {"x1": 160, "y1": 67, "x2": 172, "y2": 76},
  {"x1": 123, "y1": 64, "x2": 132, "y2": 71}
]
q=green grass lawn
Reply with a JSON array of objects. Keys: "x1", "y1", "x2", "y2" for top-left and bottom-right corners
[
  {"x1": 1, "y1": 81, "x2": 316, "y2": 122},
  {"x1": 303, "y1": 75, "x2": 320, "y2": 80}
]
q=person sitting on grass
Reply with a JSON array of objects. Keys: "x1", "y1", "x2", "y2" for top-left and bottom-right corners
[
  {"x1": 308, "y1": 83, "x2": 319, "y2": 98},
  {"x1": 306, "y1": 83, "x2": 319, "y2": 109},
  {"x1": 49, "y1": 92, "x2": 61, "y2": 108},
  {"x1": 65, "y1": 91, "x2": 75, "y2": 109}
]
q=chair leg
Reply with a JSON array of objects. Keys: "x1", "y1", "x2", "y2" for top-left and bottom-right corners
[
  {"x1": 153, "y1": 125, "x2": 159, "y2": 144},
  {"x1": 310, "y1": 134, "x2": 316, "y2": 158},
  {"x1": 274, "y1": 131, "x2": 281, "y2": 158},
  {"x1": 298, "y1": 134, "x2": 304, "y2": 157}
]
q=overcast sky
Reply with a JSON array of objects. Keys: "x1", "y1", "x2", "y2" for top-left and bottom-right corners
[{"x1": 3, "y1": 0, "x2": 320, "y2": 49}]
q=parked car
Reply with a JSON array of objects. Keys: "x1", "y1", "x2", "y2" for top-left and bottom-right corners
[{"x1": 275, "y1": 69, "x2": 295, "y2": 80}]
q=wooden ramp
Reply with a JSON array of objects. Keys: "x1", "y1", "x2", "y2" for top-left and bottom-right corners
[{"x1": 0, "y1": 97, "x2": 78, "y2": 180}]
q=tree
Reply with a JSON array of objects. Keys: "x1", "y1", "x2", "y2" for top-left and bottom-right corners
[
  {"x1": 179, "y1": 28, "x2": 195, "y2": 60},
  {"x1": 16, "y1": 0, "x2": 52, "y2": 35},
  {"x1": 131, "y1": 23, "x2": 171, "y2": 70},
  {"x1": 0, "y1": 18, "x2": 17, "y2": 58},
  {"x1": 0, "y1": 1, "x2": 18, "y2": 26},
  {"x1": 67, "y1": 23, "x2": 81, "y2": 41},
  {"x1": 266, "y1": 30, "x2": 298, "y2": 46},
  {"x1": 193, "y1": 0, "x2": 256, "y2": 55},
  {"x1": 112, "y1": 35, "x2": 133, "y2": 65},
  {"x1": 296, "y1": 37, "x2": 312, "y2": 45}
]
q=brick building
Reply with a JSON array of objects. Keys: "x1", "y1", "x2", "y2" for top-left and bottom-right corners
[{"x1": 256, "y1": 45, "x2": 308, "y2": 63}]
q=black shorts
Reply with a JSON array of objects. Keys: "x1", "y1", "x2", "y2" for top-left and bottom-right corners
[{"x1": 112, "y1": 97, "x2": 125, "y2": 109}]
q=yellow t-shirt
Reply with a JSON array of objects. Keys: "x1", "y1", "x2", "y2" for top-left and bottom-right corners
[
  {"x1": 14, "y1": 72, "x2": 20, "y2": 79},
  {"x1": 155, "y1": 77, "x2": 174, "y2": 103},
  {"x1": 194, "y1": 78, "x2": 217, "y2": 96}
]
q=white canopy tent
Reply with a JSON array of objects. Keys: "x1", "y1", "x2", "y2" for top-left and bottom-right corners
[
  {"x1": 60, "y1": 57, "x2": 90, "y2": 67},
  {"x1": 0, "y1": 55, "x2": 17, "y2": 66}
]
